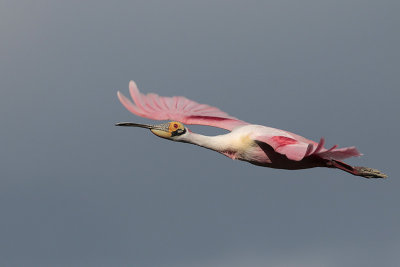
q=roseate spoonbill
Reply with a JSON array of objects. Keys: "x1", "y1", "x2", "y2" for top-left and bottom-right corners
[{"x1": 116, "y1": 81, "x2": 386, "y2": 179}]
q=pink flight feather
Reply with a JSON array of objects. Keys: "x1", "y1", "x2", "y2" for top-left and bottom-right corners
[{"x1": 117, "y1": 81, "x2": 249, "y2": 131}]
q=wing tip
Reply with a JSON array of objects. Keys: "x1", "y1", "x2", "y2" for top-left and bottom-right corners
[
  {"x1": 129, "y1": 80, "x2": 139, "y2": 92},
  {"x1": 129, "y1": 79, "x2": 137, "y2": 86},
  {"x1": 117, "y1": 90, "x2": 128, "y2": 103}
]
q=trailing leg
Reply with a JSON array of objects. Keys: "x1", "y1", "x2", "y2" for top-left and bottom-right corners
[{"x1": 326, "y1": 159, "x2": 387, "y2": 179}]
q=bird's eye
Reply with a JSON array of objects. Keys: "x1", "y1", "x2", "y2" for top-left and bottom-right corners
[{"x1": 169, "y1": 122, "x2": 182, "y2": 132}]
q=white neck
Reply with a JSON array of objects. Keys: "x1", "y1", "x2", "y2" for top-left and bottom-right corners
[{"x1": 179, "y1": 132, "x2": 232, "y2": 152}]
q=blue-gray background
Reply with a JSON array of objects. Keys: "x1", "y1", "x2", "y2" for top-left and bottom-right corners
[{"x1": 1, "y1": 1, "x2": 399, "y2": 266}]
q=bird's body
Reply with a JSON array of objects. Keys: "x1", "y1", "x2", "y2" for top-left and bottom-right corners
[
  {"x1": 176, "y1": 125, "x2": 310, "y2": 167},
  {"x1": 116, "y1": 81, "x2": 386, "y2": 179}
]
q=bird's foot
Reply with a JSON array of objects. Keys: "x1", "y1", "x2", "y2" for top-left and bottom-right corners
[{"x1": 353, "y1": 166, "x2": 387, "y2": 179}]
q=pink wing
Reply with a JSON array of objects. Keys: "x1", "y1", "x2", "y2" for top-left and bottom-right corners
[
  {"x1": 255, "y1": 135, "x2": 362, "y2": 161},
  {"x1": 117, "y1": 81, "x2": 249, "y2": 131}
]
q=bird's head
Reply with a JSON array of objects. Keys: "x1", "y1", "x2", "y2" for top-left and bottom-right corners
[{"x1": 115, "y1": 121, "x2": 188, "y2": 140}]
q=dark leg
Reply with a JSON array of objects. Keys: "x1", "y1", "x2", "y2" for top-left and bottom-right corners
[{"x1": 326, "y1": 159, "x2": 387, "y2": 179}]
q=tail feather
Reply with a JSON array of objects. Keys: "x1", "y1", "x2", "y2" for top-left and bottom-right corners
[
  {"x1": 317, "y1": 146, "x2": 362, "y2": 160},
  {"x1": 308, "y1": 138, "x2": 362, "y2": 160}
]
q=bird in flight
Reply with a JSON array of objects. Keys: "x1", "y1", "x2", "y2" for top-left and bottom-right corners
[{"x1": 116, "y1": 81, "x2": 386, "y2": 179}]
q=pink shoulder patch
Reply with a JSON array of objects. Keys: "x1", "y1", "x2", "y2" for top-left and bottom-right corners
[{"x1": 271, "y1": 136, "x2": 298, "y2": 148}]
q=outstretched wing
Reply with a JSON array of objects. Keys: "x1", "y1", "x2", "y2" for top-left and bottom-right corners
[
  {"x1": 255, "y1": 135, "x2": 362, "y2": 161},
  {"x1": 117, "y1": 81, "x2": 249, "y2": 131}
]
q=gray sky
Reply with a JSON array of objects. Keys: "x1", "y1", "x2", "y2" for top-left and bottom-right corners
[{"x1": 1, "y1": 0, "x2": 399, "y2": 266}]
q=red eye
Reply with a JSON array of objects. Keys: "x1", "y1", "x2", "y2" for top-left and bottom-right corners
[{"x1": 174, "y1": 124, "x2": 178, "y2": 128}]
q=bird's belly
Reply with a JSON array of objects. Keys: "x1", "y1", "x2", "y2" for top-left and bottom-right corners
[
  {"x1": 233, "y1": 141, "x2": 321, "y2": 170},
  {"x1": 236, "y1": 145, "x2": 272, "y2": 164},
  {"x1": 218, "y1": 130, "x2": 320, "y2": 170},
  {"x1": 247, "y1": 144, "x2": 325, "y2": 170}
]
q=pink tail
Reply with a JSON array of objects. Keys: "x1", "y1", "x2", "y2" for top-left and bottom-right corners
[
  {"x1": 308, "y1": 138, "x2": 362, "y2": 160},
  {"x1": 318, "y1": 146, "x2": 362, "y2": 160}
]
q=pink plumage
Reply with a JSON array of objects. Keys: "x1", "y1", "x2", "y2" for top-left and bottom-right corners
[
  {"x1": 116, "y1": 81, "x2": 386, "y2": 179},
  {"x1": 118, "y1": 81, "x2": 248, "y2": 131}
]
